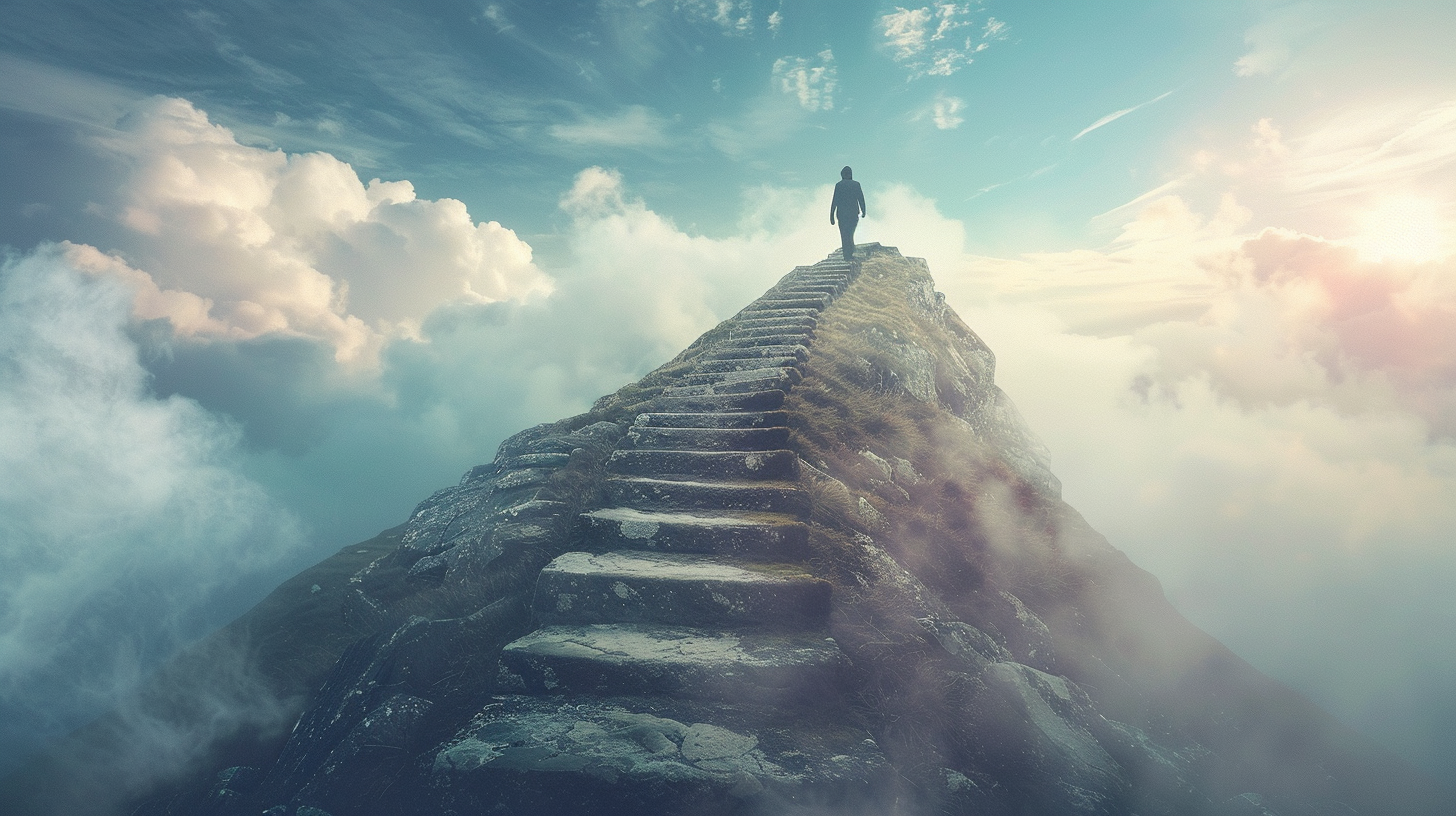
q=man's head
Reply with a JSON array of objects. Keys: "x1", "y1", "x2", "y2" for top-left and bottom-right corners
[{"x1": 841, "y1": 166, "x2": 853, "y2": 180}]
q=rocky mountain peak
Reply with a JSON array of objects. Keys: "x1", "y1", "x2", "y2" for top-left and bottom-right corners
[{"x1": 11, "y1": 245, "x2": 1445, "y2": 816}]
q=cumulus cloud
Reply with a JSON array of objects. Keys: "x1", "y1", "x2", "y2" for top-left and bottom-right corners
[
  {"x1": 0, "y1": 245, "x2": 300, "y2": 773},
  {"x1": 1132, "y1": 102, "x2": 1456, "y2": 245},
  {"x1": 771, "y1": 49, "x2": 837, "y2": 111},
  {"x1": 879, "y1": 4, "x2": 1005, "y2": 79},
  {"x1": 914, "y1": 122, "x2": 1456, "y2": 777},
  {"x1": 86, "y1": 96, "x2": 549, "y2": 360}
]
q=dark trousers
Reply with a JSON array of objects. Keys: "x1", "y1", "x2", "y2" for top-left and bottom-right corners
[{"x1": 838, "y1": 216, "x2": 859, "y2": 261}]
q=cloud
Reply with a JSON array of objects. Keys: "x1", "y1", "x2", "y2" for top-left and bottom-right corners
[
  {"x1": 1105, "y1": 100, "x2": 1456, "y2": 254},
  {"x1": 675, "y1": 0, "x2": 753, "y2": 34},
  {"x1": 879, "y1": 4, "x2": 1006, "y2": 79},
  {"x1": 1234, "y1": 3, "x2": 1319, "y2": 77},
  {"x1": 932, "y1": 94, "x2": 966, "y2": 129},
  {"x1": 771, "y1": 49, "x2": 837, "y2": 112},
  {"x1": 84, "y1": 96, "x2": 550, "y2": 361},
  {"x1": 768, "y1": 8, "x2": 783, "y2": 34},
  {"x1": 549, "y1": 104, "x2": 673, "y2": 148},
  {"x1": 0, "y1": 245, "x2": 301, "y2": 775},
  {"x1": 913, "y1": 114, "x2": 1456, "y2": 777},
  {"x1": 1073, "y1": 90, "x2": 1174, "y2": 140},
  {"x1": 0, "y1": 53, "x2": 144, "y2": 129}
]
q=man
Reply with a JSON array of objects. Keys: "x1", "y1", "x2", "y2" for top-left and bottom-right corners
[{"x1": 830, "y1": 166, "x2": 866, "y2": 262}]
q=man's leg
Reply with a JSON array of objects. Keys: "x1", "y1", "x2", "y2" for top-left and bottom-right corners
[{"x1": 839, "y1": 217, "x2": 857, "y2": 261}]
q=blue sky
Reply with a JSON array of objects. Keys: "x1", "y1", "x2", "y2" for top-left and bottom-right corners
[{"x1": 3, "y1": 0, "x2": 1456, "y2": 792}]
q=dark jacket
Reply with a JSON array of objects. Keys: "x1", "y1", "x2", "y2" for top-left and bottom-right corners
[{"x1": 831, "y1": 179, "x2": 865, "y2": 222}]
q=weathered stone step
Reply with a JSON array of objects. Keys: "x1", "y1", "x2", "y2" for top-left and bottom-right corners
[
  {"x1": 770, "y1": 281, "x2": 843, "y2": 294},
  {"x1": 744, "y1": 297, "x2": 830, "y2": 311},
  {"x1": 774, "y1": 276, "x2": 844, "y2": 287},
  {"x1": 635, "y1": 411, "x2": 788, "y2": 429},
  {"x1": 605, "y1": 477, "x2": 810, "y2": 517},
  {"x1": 732, "y1": 308, "x2": 818, "y2": 321},
  {"x1": 725, "y1": 325, "x2": 814, "y2": 341},
  {"x1": 627, "y1": 426, "x2": 790, "y2": 451},
  {"x1": 607, "y1": 449, "x2": 799, "y2": 481},
  {"x1": 650, "y1": 390, "x2": 785, "y2": 413},
  {"x1": 433, "y1": 695, "x2": 891, "y2": 814},
  {"x1": 786, "y1": 277, "x2": 848, "y2": 287},
  {"x1": 730, "y1": 316, "x2": 817, "y2": 331},
  {"x1": 533, "y1": 551, "x2": 832, "y2": 629},
  {"x1": 580, "y1": 508, "x2": 810, "y2": 560},
  {"x1": 709, "y1": 334, "x2": 814, "y2": 350},
  {"x1": 661, "y1": 377, "x2": 792, "y2": 397},
  {"x1": 680, "y1": 367, "x2": 802, "y2": 387},
  {"x1": 499, "y1": 624, "x2": 844, "y2": 701},
  {"x1": 692, "y1": 357, "x2": 801, "y2": 375},
  {"x1": 702, "y1": 344, "x2": 809, "y2": 362}
]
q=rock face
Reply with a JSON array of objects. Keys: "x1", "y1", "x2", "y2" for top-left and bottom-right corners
[{"x1": 83, "y1": 246, "x2": 1447, "y2": 816}]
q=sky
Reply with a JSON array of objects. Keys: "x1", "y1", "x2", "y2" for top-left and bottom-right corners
[{"x1": 2, "y1": 0, "x2": 1455, "y2": 792}]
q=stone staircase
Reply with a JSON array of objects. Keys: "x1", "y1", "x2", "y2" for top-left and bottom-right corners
[
  {"x1": 443, "y1": 254, "x2": 891, "y2": 812},
  {"x1": 499, "y1": 257, "x2": 854, "y2": 703}
]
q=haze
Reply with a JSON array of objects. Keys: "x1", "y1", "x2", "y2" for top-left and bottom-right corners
[{"x1": 1, "y1": 0, "x2": 1453, "y2": 793}]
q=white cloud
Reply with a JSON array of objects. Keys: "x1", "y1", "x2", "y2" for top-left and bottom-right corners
[
  {"x1": 0, "y1": 245, "x2": 300, "y2": 772},
  {"x1": 549, "y1": 104, "x2": 672, "y2": 147},
  {"x1": 771, "y1": 49, "x2": 837, "y2": 112},
  {"x1": 932, "y1": 94, "x2": 966, "y2": 129},
  {"x1": 1109, "y1": 100, "x2": 1456, "y2": 253},
  {"x1": 768, "y1": 9, "x2": 783, "y2": 34},
  {"x1": 879, "y1": 4, "x2": 1005, "y2": 79},
  {"x1": 675, "y1": 0, "x2": 753, "y2": 34},
  {"x1": 1234, "y1": 4, "x2": 1318, "y2": 77},
  {"x1": 86, "y1": 96, "x2": 550, "y2": 361},
  {"x1": 1073, "y1": 90, "x2": 1174, "y2": 140},
  {"x1": 894, "y1": 103, "x2": 1456, "y2": 773}
]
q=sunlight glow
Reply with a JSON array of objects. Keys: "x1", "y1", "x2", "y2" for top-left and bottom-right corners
[{"x1": 1350, "y1": 196, "x2": 1451, "y2": 263}]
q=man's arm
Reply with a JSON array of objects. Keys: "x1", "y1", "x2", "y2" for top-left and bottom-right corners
[
  {"x1": 857, "y1": 185, "x2": 866, "y2": 218},
  {"x1": 830, "y1": 198, "x2": 838, "y2": 225}
]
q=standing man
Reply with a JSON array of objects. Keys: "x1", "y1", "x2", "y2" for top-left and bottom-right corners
[{"x1": 830, "y1": 166, "x2": 866, "y2": 262}]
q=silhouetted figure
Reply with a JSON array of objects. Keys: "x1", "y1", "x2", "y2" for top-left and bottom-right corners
[{"x1": 830, "y1": 166, "x2": 866, "y2": 262}]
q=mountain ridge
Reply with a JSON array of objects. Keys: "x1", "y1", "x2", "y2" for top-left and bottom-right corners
[{"x1": 3, "y1": 244, "x2": 1445, "y2": 816}]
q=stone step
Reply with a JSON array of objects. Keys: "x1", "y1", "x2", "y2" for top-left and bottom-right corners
[
  {"x1": 498, "y1": 624, "x2": 844, "y2": 701},
  {"x1": 774, "y1": 277, "x2": 844, "y2": 287},
  {"x1": 651, "y1": 391, "x2": 786, "y2": 413},
  {"x1": 729, "y1": 316, "x2": 817, "y2": 331},
  {"x1": 580, "y1": 507, "x2": 811, "y2": 560},
  {"x1": 627, "y1": 426, "x2": 790, "y2": 451},
  {"x1": 733, "y1": 308, "x2": 819, "y2": 321},
  {"x1": 634, "y1": 411, "x2": 788, "y2": 429},
  {"x1": 691, "y1": 357, "x2": 801, "y2": 375},
  {"x1": 533, "y1": 551, "x2": 832, "y2": 629},
  {"x1": 606, "y1": 449, "x2": 799, "y2": 481},
  {"x1": 725, "y1": 325, "x2": 814, "y2": 341},
  {"x1": 605, "y1": 477, "x2": 810, "y2": 517},
  {"x1": 770, "y1": 281, "x2": 843, "y2": 294},
  {"x1": 702, "y1": 344, "x2": 809, "y2": 362},
  {"x1": 709, "y1": 333, "x2": 814, "y2": 349},
  {"x1": 744, "y1": 297, "x2": 830, "y2": 311},
  {"x1": 680, "y1": 367, "x2": 803, "y2": 387},
  {"x1": 661, "y1": 377, "x2": 792, "y2": 397},
  {"x1": 433, "y1": 694, "x2": 891, "y2": 813}
]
